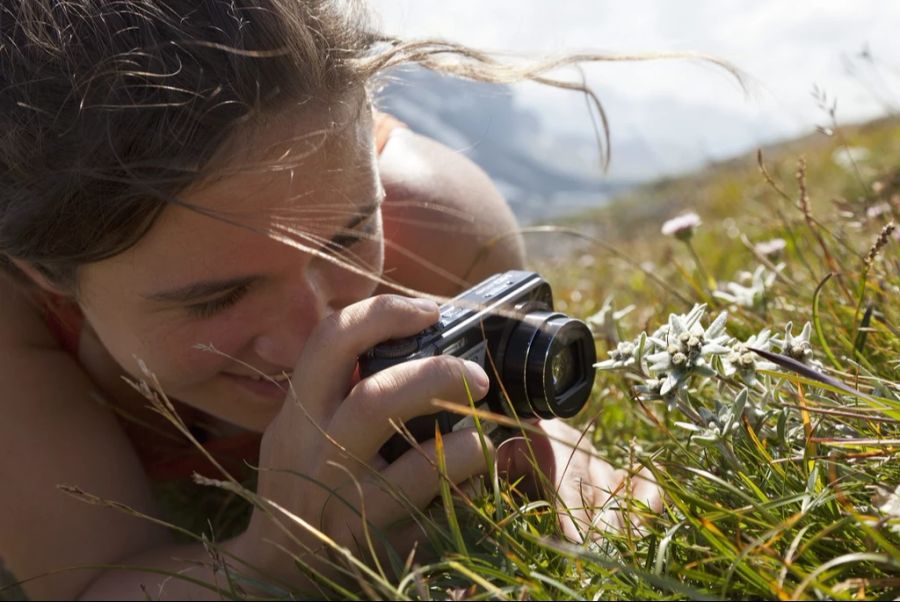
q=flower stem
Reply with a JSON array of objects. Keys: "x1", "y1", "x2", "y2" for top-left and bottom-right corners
[{"x1": 684, "y1": 239, "x2": 716, "y2": 298}]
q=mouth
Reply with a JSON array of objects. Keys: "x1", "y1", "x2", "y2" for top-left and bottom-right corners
[
  {"x1": 231, "y1": 371, "x2": 292, "y2": 383},
  {"x1": 221, "y1": 370, "x2": 292, "y2": 400}
]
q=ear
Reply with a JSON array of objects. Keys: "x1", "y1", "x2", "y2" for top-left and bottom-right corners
[{"x1": 8, "y1": 257, "x2": 70, "y2": 297}]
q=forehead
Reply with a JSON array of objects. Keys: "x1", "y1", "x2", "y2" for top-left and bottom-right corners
[
  {"x1": 79, "y1": 96, "x2": 378, "y2": 292},
  {"x1": 179, "y1": 97, "x2": 376, "y2": 225}
]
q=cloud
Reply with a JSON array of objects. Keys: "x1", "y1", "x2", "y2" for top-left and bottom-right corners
[{"x1": 370, "y1": 0, "x2": 900, "y2": 190}]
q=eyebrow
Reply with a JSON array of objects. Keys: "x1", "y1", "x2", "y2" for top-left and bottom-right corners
[{"x1": 142, "y1": 201, "x2": 381, "y2": 304}]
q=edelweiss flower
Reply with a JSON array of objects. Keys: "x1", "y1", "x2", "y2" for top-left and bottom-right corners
[
  {"x1": 722, "y1": 329, "x2": 778, "y2": 387},
  {"x1": 595, "y1": 338, "x2": 641, "y2": 370},
  {"x1": 713, "y1": 265, "x2": 776, "y2": 309},
  {"x1": 661, "y1": 212, "x2": 702, "y2": 241},
  {"x1": 783, "y1": 322, "x2": 812, "y2": 360},
  {"x1": 586, "y1": 296, "x2": 635, "y2": 343},
  {"x1": 675, "y1": 389, "x2": 748, "y2": 445},
  {"x1": 773, "y1": 322, "x2": 821, "y2": 368},
  {"x1": 644, "y1": 305, "x2": 731, "y2": 396}
]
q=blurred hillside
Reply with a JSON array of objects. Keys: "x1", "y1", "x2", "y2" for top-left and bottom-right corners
[
  {"x1": 376, "y1": 67, "x2": 796, "y2": 224},
  {"x1": 525, "y1": 114, "x2": 900, "y2": 266}
]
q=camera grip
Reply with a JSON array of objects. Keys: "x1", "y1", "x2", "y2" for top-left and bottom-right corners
[{"x1": 378, "y1": 411, "x2": 460, "y2": 463}]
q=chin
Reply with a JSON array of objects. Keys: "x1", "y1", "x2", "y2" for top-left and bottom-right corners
[{"x1": 172, "y1": 375, "x2": 287, "y2": 434}]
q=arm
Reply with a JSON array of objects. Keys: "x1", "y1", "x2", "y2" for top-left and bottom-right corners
[
  {"x1": 377, "y1": 128, "x2": 526, "y2": 297},
  {"x1": 0, "y1": 276, "x2": 171, "y2": 600}
]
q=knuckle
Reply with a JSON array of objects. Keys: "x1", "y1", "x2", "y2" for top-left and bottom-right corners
[
  {"x1": 456, "y1": 427, "x2": 494, "y2": 462},
  {"x1": 311, "y1": 309, "x2": 345, "y2": 343},
  {"x1": 467, "y1": 427, "x2": 495, "y2": 456},
  {"x1": 426, "y1": 355, "x2": 467, "y2": 386},
  {"x1": 367, "y1": 293, "x2": 408, "y2": 316},
  {"x1": 347, "y1": 370, "x2": 404, "y2": 424},
  {"x1": 355, "y1": 368, "x2": 399, "y2": 401},
  {"x1": 321, "y1": 308, "x2": 345, "y2": 331}
]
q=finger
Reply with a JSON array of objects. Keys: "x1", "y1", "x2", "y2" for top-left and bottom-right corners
[
  {"x1": 291, "y1": 295, "x2": 441, "y2": 416},
  {"x1": 379, "y1": 427, "x2": 493, "y2": 510},
  {"x1": 585, "y1": 465, "x2": 625, "y2": 538},
  {"x1": 556, "y1": 462, "x2": 624, "y2": 543},
  {"x1": 325, "y1": 355, "x2": 489, "y2": 462},
  {"x1": 556, "y1": 484, "x2": 594, "y2": 544},
  {"x1": 321, "y1": 428, "x2": 492, "y2": 548},
  {"x1": 618, "y1": 466, "x2": 664, "y2": 534},
  {"x1": 629, "y1": 466, "x2": 665, "y2": 513}
]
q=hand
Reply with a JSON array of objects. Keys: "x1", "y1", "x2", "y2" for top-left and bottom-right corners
[
  {"x1": 498, "y1": 419, "x2": 663, "y2": 543},
  {"x1": 237, "y1": 295, "x2": 494, "y2": 585}
]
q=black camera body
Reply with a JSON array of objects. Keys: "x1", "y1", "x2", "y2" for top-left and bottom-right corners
[{"x1": 360, "y1": 270, "x2": 597, "y2": 462}]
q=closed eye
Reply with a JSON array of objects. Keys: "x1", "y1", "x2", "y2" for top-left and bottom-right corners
[
  {"x1": 185, "y1": 283, "x2": 251, "y2": 319},
  {"x1": 326, "y1": 211, "x2": 379, "y2": 252}
]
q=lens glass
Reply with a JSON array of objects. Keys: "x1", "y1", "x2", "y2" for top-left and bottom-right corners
[
  {"x1": 503, "y1": 310, "x2": 597, "y2": 419},
  {"x1": 550, "y1": 343, "x2": 577, "y2": 394}
]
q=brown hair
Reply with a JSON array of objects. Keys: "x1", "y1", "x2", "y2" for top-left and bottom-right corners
[
  {"x1": 0, "y1": 0, "x2": 381, "y2": 294},
  {"x1": 0, "y1": 1, "x2": 737, "y2": 296}
]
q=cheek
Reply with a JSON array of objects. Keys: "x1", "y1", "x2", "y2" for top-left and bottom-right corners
[
  {"x1": 110, "y1": 315, "x2": 259, "y2": 387},
  {"x1": 334, "y1": 247, "x2": 384, "y2": 304},
  {"x1": 174, "y1": 315, "x2": 262, "y2": 379}
]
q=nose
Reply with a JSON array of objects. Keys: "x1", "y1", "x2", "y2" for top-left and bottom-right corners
[{"x1": 251, "y1": 271, "x2": 335, "y2": 370}]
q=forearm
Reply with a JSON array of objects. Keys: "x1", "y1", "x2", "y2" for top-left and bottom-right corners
[{"x1": 75, "y1": 531, "x2": 315, "y2": 601}]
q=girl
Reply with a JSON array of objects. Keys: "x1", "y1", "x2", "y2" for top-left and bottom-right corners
[{"x1": 0, "y1": 1, "x2": 660, "y2": 599}]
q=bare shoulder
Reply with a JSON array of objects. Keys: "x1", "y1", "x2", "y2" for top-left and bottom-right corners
[
  {"x1": 0, "y1": 272, "x2": 168, "y2": 599},
  {"x1": 377, "y1": 128, "x2": 526, "y2": 297},
  {"x1": 0, "y1": 270, "x2": 59, "y2": 348}
]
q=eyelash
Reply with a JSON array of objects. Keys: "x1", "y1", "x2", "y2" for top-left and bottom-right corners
[
  {"x1": 186, "y1": 284, "x2": 251, "y2": 319},
  {"x1": 184, "y1": 217, "x2": 377, "y2": 319},
  {"x1": 327, "y1": 217, "x2": 377, "y2": 252}
]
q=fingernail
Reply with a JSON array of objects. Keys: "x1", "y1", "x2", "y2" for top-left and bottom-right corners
[
  {"x1": 408, "y1": 297, "x2": 439, "y2": 313},
  {"x1": 464, "y1": 360, "x2": 490, "y2": 389}
]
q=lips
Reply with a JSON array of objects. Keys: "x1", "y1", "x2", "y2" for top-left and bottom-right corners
[
  {"x1": 222, "y1": 371, "x2": 292, "y2": 400},
  {"x1": 231, "y1": 371, "x2": 291, "y2": 383}
]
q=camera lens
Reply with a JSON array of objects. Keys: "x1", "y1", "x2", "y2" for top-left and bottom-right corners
[
  {"x1": 501, "y1": 311, "x2": 597, "y2": 419},
  {"x1": 551, "y1": 343, "x2": 577, "y2": 394}
]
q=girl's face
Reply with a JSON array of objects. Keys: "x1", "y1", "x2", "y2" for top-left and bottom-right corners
[{"x1": 76, "y1": 98, "x2": 385, "y2": 432}]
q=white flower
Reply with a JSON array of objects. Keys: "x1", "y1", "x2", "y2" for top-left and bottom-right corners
[
  {"x1": 722, "y1": 329, "x2": 778, "y2": 387},
  {"x1": 866, "y1": 202, "x2": 892, "y2": 220},
  {"x1": 675, "y1": 389, "x2": 748, "y2": 445},
  {"x1": 595, "y1": 337, "x2": 641, "y2": 370},
  {"x1": 713, "y1": 266, "x2": 776, "y2": 308},
  {"x1": 586, "y1": 296, "x2": 635, "y2": 343},
  {"x1": 644, "y1": 305, "x2": 731, "y2": 396},
  {"x1": 772, "y1": 322, "x2": 821, "y2": 367},
  {"x1": 754, "y1": 238, "x2": 787, "y2": 257},
  {"x1": 878, "y1": 485, "x2": 900, "y2": 535},
  {"x1": 661, "y1": 212, "x2": 702, "y2": 241},
  {"x1": 831, "y1": 146, "x2": 870, "y2": 171},
  {"x1": 783, "y1": 322, "x2": 812, "y2": 360}
]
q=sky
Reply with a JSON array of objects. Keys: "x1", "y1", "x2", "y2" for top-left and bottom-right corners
[{"x1": 368, "y1": 1, "x2": 900, "y2": 180}]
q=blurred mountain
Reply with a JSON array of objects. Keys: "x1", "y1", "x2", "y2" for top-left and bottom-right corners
[
  {"x1": 376, "y1": 68, "x2": 628, "y2": 224},
  {"x1": 376, "y1": 67, "x2": 790, "y2": 224}
]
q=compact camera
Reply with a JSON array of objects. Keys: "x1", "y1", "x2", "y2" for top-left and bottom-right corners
[{"x1": 359, "y1": 270, "x2": 597, "y2": 462}]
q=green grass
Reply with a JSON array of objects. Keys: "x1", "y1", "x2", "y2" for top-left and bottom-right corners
[
  {"x1": 522, "y1": 114, "x2": 900, "y2": 600},
  {"x1": 4, "y1": 116, "x2": 897, "y2": 601}
]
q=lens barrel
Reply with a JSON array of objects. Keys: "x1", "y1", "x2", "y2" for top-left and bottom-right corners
[{"x1": 501, "y1": 311, "x2": 597, "y2": 419}]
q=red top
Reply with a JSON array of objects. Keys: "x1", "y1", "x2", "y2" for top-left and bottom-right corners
[{"x1": 38, "y1": 111, "x2": 405, "y2": 482}]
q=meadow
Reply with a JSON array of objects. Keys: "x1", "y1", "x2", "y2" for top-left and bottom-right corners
[{"x1": 3, "y1": 114, "x2": 897, "y2": 601}]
